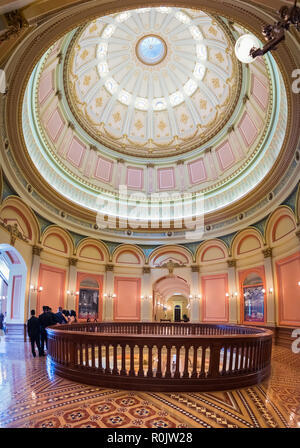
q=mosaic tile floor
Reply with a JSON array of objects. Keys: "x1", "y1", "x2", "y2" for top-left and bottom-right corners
[{"x1": 0, "y1": 337, "x2": 299, "y2": 428}]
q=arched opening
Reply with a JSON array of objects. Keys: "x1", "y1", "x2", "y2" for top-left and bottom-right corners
[
  {"x1": 153, "y1": 276, "x2": 190, "y2": 322},
  {"x1": 242, "y1": 272, "x2": 265, "y2": 323},
  {"x1": 0, "y1": 244, "x2": 27, "y2": 334},
  {"x1": 78, "y1": 277, "x2": 100, "y2": 320}
]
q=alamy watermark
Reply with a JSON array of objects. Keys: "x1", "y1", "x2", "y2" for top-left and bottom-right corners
[
  {"x1": 292, "y1": 69, "x2": 300, "y2": 94},
  {"x1": 96, "y1": 185, "x2": 204, "y2": 241},
  {"x1": 291, "y1": 329, "x2": 300, "y2": 354}
]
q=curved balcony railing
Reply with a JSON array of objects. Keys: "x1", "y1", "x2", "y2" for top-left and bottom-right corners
[{"x1": 47, "y1": 322, "x2": 273, "y2": 391}]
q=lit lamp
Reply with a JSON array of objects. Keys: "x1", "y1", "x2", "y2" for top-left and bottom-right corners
[
  {"x1": 234, "y1": 34, "x2": 262, "y2": 63},
  {"x1": 30, "y1": 285, "x2": 43, "y2": 293},
  {"x1": 141, "y1": 295, "x2": 152, "y2": 300},
  {"x1": 103, "y1": 292, "x2": 116, "y2": 299},
  {"x1": 67, "y1": 290, "x2": 79, "y2": 296},
  {"x1": 298, "y1": 281, "x2": 300, "y2": 286}
]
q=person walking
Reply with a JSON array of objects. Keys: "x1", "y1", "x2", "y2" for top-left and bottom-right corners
[
  {"x1": 27, "y1": 310, "x2": 42, "y2": 357},
  {"x1": 38, "y1": 306, "x2": 58, "y2": 355},
  {"x1": 0, "y1": 312, "x2": 4, "y2": 343}
]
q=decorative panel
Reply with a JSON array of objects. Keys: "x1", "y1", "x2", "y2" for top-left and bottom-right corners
[
  {"x1": 202, "y1": 274, "x2": 228, "y2": 322},
  {"x1": 114, "y1": 277, "x2": 141, "y2": 321},
  {"x1": 276, "y1": 252, "x2": 300, "y2": 326}
]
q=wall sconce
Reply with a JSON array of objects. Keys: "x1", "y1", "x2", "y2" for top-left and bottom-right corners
[
  {"x1": 189, "y1": 294, "x2": 201, "y2": 300},
  {"x1": 30, "y1": 285, "x2": 43, "y2": 293},
  {"x1": 141, "y1": 295, "x2": 152, "y2": 300},
  {"x1": 298, "y1": 281, "x2": 300, "y2": 286},
  {"x1": 0, "y1": 295, "x2": 7, "y2": 300},
  {"x1": 226, "y1": 292, "x2": 238, "y2": 299},
  {"x1": 269, "y1": 288, "x2": 273, "y2": 294},
  {"x1": 262, "y1": 289, "x2": 266, "y2": 294},
  {"x1": 103, "y1": 292, "x2": 116, "y2": 299},
  {"x1": 67, "y1": 290, "x2": 79, "y2": 296}
]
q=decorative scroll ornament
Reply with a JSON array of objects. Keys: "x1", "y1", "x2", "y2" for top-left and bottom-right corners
[
  {"x1": 0, "y1": 220, "x2": 28, "y2": 246},
  {"x1": 262, "y1": 247, "x2": 273, "y2": 258},
  {"x1": 161, "y1": 260, "x2": 182, "y2": 275},
  {"x1": 0, "y1": 10, "x2": 28, "y2": 44}
]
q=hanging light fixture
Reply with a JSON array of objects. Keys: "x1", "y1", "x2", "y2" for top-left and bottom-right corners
[{"x1": 235, "y1": 0, "x2": 300, "y2": 63}]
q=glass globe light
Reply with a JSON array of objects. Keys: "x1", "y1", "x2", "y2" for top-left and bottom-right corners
[{"x1": 235, "y1": 34, "x2": 261, "y2": 63}]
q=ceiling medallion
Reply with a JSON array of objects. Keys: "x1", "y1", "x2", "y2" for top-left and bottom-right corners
[{"x1": 136, "y1": 35, "x2": 167, "y2": 66}]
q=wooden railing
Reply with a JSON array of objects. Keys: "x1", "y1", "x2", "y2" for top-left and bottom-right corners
[{"x1": 47, "y1": 322, "x2": 273, "y2": 391}]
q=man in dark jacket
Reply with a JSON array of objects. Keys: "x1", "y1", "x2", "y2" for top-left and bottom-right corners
[
  {"x1": 55, "y1": 307, "x2": 68, "y2": 324},
  {"x1": 27, "y1": 310, "x2": 42, "y2": 357},
  {"x1": 38, "y1": 306, "x2": 59, "y2": 355}
]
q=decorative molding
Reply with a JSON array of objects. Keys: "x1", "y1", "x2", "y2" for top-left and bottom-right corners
[
  {"x1": 105, "y1": 263, "x2": 114, "y2": 272},
  {"x1": 161, "y1": 260, "x2": 181, "y2": 274},
  {"x1": 143, "y1": 266, "x2": 151, "y2": 274},
  {"x1": 0, "y1": 10, "x2": 28, "y2": 44},
  {"x1": 263, "y1": 247, "x2": 273, "y2": 258},
  {"x1": 296, "y1": 230, "x2": 300, "y2": 242},
  {"x1": 227, "y1": 259, "x2": 236, "y2": 268},
  {"x1": 69, "y1": 257, "x2": 78, "y2": 266},
  {"x1": 191, "y1": 265, "x2": 200, "y2": 272},
  {"x1": 32, "y1": 245, "x2": 43, "y2": 256},
  {"x1": 0, "y1": 220, "x2": 28, "y2": 246}
]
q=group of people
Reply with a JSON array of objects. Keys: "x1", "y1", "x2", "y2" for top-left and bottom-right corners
[
  {"x1": 27, "y1": 306, "x2": 77, "y2": 358},
  {"x1": 0, "y1": 312, "x2": 7, "y2": 341}
]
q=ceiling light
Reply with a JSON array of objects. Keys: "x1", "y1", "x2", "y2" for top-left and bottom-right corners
[{"x1": 235, "y1": 34, "x2": 261, "y2": 63}]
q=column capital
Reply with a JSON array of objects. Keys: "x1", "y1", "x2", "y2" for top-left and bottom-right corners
[
  {"x1": 227, "y1": 259, "x2": 236, "y2": 268},
  {"x1": 191, "y1": 265, "x2": 199, "y2": 272},
  {"x1": 69, "y1": 257, "x2": 78, "y2": 266},
  {"x1": 32, "y1": 245, "x2": 43, "y2": 256},
  {"x1": 176, "y1": 160, "x2": 184, "y2": 165},
  {"x1": 262, "y1": 247, "x2": 272, "y2": 258},
  {"x1": 143, "y1": 266, "x2": 151, "y2": 274},
  {"x1": 296, "y1": 229, "x2": 300, "y2": 242},
  {"x1": 105, "y1": 263, "x2": 114, "y2": 272}
]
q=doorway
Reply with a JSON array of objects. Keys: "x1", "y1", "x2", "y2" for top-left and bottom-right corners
[{"x1": 174, "y1": 305, "x2": 181, "y2": 322}]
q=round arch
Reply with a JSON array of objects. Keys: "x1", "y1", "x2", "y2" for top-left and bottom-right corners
[
  {"x1": 265, "y1": 205, "x2": 296, "y2": 247},
  {"x1": 41, "y1": 226, "x2": 75, "y2": 257},
  {"x1": 112, "y1": 244, "x2": 146, "y2": 265},
  {"x1": 231, "y1": 227, "x2": 264, "y2": 259}
]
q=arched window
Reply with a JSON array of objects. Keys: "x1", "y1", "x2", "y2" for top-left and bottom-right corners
[
  {"x1": 243, "y1": 273, "x2": 264, "y2": 323},
  {"x1": 78, "y1": 278, "x2": 99, "y2": 320}
]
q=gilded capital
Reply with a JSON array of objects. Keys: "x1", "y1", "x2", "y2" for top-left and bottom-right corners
[
  {"x1": 296, "y1": 230, "x2": 300, "y2": 242},
  {"x1": 227, "y1": 259, "x2": 236, "y2": 268},
  {"x1": 143, "y1": 266, "x2": 151, "y2": 274},
  {"x1": 191, "y1": 265, "x2": 199, "y2": 272},
  {"x1": 105, "y1": 263, "x2": 114, "y2": 272},
  {"x1": 263, "y1": 248, "x2": 272, "y2": 258},
  {"x1": 32, "y1": 245, "x2": 43, "y2": 256},
  {"x1": 69, "y1": 257, "x2": 78, "y2": 266}
]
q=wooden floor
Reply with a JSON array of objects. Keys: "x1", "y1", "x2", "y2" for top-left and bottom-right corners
[{"x1": 0, "y1": 337, "x2": 299, "y2": 428}]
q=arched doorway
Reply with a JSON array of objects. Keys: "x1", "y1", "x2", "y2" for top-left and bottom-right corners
[
  {"x1": 0, "y1": 244, "x2": 27, "y2": 329},
  {"x1": 242, "y1": 272, "x2": 265, "y2": 323},
  {"x1": 153, "y1": 276, "x2": 190, "y2": 322},
  {"x1": 78, "y1": 277, "x2": 100, "y2": 320}
]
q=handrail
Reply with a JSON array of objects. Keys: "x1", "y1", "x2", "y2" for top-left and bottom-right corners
[{"x1": 47, "y1": 322, "x2": 273, "y2": 392}]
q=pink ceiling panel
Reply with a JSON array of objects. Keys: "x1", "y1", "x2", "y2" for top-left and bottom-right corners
[
  {"x1": 46, "y1": 108, "x2": 65, "y2": 142},
  {"x1": 238, "y1": 112, "x2": 258, "y2": 147},
  {"x1": 158, "y1": 168, "x2": 175, "y2": 190},
  {"x1": 66, "y1": 137, "x2": 86, "y2": 168},
  {"x1": 94, "y1": 157, "x2": 113, "y2": 183},
  {"x1": 216, "y1": 141, "x2": 235, "y2": 171},
  {"x1": 126, "y1": 167, "x2": 144, "y2": 189},
  {"x1": 188, "y1": 158, "x2": 207, "y2": 184},
  {"x1": 251, "y1": 74, "x2": 268, "y2": 110},
  {"x1": 38, "y1": 70, "x2": 54, "y2": 104}
]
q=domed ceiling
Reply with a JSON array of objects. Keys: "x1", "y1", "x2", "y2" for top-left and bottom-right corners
[
  {"x1": 20, "y1": 6, "x2": 289, "y2": 239},
  {"x1": 65, "y1": 7, "x2": 240, "y2": 157}
]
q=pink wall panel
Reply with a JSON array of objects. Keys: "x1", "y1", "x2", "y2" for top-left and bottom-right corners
[
  {"x1": 46, "y1": 108, "x2": 65, "y2": 142},
  {"x1": 157, "y1": 168, "x2": 175, "y2": 190},
  {"x1": 202, "y1": 274, "x2": 228, "y2": 322},
  {"x1": 251, "y1": 74, "x2": 268, "y2": 111},
  {"x1": 238, "y1": 112, "x2": 258, "y2": 147},
  {"x1": 11, "y1": 275, "x2": 22, "y2": 320},
  {"x1": 39, "y1": 70, "x2": 54, "y2": 104},
  {"x1": 126, "y1": 167, "x2": 144, "y2": 190},
  {"x1": 216, "y1": 141, "x2": 235, "y2": 171},
  {"x1": 114, "y1": 277, "x2": 141, "y2": 321},
  {"x1": 94, "y1": 157, "x2": 113, "y2": 183},
  {"x1": 276, "y1": 252, "x2": 300, "y2": 326},
  {"x1": 66, "y1": 137, "x2": 86, "y2": 168},
  {"x1": 37, "y1": 264, "x2": 66, "y2": 315},
  {"x1": 188, "y1": 158, "x2": 207, "y2": 184}
]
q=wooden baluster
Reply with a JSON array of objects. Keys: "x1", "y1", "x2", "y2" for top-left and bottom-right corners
[
  {"x1": 147, "y1": 345, "x2": 153, "y2": 377},
  {"x1": 112, "y1": 344, "x2": 118, "y2": 375},
  {"x1": 85, "y1": 343, "x2": 89, "y2": 367},
  {"x1": 182, "y1": 345, "x2": 190, "y2": 378},
  {"x1": 200, "y1": 346, "x2": 206, "y2": 378},
  {"x1": 120, "y1": 344, "x2": 126, "y2": 375},
  {"x1": 208, "y1": 344, "x2": 221, "y2": 377},
  {"x1": 222, "y1": 345, "x2": 228, "y2": 375},
  {"x1": 138, "y1": 344, "x2": 144, "y2": 377},
  {"x1": 98, "y1": 344, "x2": 104, "y2": 373},
  {"x1": 165, "y1": 345, "x2": 172, "y2": 378},
  {"x1": 229, "y1": 344, "x2": 234, "y2": 373},
  {"x1": 156, "y1": 345, "x2": 162, "y2": 378},
  {"x1": 191, "y1": 345, "x2": 198, "y2": 378},
  {"x1": 105, "y1": 344, "x2": 111, "y2": 374},
  {"x1": 79, "y1": 343, "x2": 83, "y2": 366},
  {"x1": 91, "y1": 343, "x2": 95, "y2": 369},
  {"x1": 174, "y1": 345, "x2": 181, "y2": 378},
  {"x1": 129, "y1": 344, "x2": 135, "y2": 376}
]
